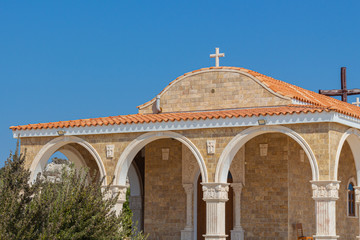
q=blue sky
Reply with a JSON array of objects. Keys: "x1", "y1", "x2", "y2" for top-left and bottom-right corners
[{"x1": 1, "y1": 1, "x2": 360, "y2": 166}]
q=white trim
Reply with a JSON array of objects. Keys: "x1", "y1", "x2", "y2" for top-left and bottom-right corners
[
  {"x1": 29, "y1": 136, "x2": 107, "y2": 184},
  {"x1": 334, "y1": 128, "x2": 360, "y2": 182},
  {"x1": 113, "y1": 131, "x2": 208, "y2": 185},
  {"x1": 12, "y1": 111, "x2": 360, "y2": 138},
  {"x1": 291, "y1": 99, "x2": 313, "y2": 105},
  {"x1": 215, "y1": 125, "x2": 320, "y2": 182},
  {"x1": 138, "y1": 69, "x2": 291, "y2": 110}
]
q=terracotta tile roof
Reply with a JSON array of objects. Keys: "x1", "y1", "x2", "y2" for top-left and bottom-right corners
[
  {"x1": 10, "y1": 66, "x2": 360, "y2": 131},
  {"x1": 137, "y1": 66, "x2": 360, "y2": 120},
  {"x1": 10, "y1": 105, "x2": 330, "y2": 131}
]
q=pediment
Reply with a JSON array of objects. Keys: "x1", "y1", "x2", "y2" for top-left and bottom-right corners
[{"x1": 138, "y1": 68, "x2": 291, "y2": 114}]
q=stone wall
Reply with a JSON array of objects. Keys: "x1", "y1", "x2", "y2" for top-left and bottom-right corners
[
  {"x1": 288, "y1": 137, "x2": 315, "y2": 238},
  {"x1": 239, "y1": 133, "x2": 315, "y2": 239},
  {"x1": 336, "y1": 141, "x2": 358, "y2": 239},
  {"x1": 241, "y1": 133, "x2": 289, "y2": 239},
  {"x1": 139, "y1": 70, "x2": 291, "y2": 114},
  {"x1": 144, "y1": 139, "x2": 186, "y2": 240}
]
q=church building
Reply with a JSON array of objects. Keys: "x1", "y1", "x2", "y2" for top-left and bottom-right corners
[{"x1": 10, "y1": 50, "x2": 360, "y2": 240}]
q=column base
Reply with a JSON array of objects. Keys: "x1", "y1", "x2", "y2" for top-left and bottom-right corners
[
  {"x1": 313, "y1": 235, "x2": 339, "y2": 240},
  {"x1": 203, "y1": 234, "x2": 227, "y2": 240},
  {"x1": 231, "y1": 228, "x2": 244, "y2": 240},
  {"x1": 181, "y1": 229, "x2": 194, "y2": 240}
]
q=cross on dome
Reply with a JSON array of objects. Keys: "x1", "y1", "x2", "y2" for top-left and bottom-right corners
[
  {"x1": 353, "y1": 97, "x2": 360, "y2": 107},
  {"x1": 210, "y1": 47, "x2": 225, "y2": 67}
]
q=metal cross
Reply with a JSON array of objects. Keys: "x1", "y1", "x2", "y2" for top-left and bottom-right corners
[
  {"x1": 319, "y1": 67, "x2": 360, "y2": 102},
  {"x1": 210, "y1": 48, "x2": 225, "y2": 67},
  {"x1": 353, "y1": 97, "x2": 360, "y2": 107}
]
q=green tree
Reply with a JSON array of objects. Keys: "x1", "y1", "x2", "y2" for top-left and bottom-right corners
[{"x1": 0, "y1": 143, "x2": 146, "y2": 240}]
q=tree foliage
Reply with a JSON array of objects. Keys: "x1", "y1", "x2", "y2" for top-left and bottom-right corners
[{"x1": 0, "y1": 143, "x2": 146, "y2": 240}]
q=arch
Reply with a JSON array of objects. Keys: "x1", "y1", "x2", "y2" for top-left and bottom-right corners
[
  {"x1": 58, "y1": 145, "x2": 87, "y2": 169},
  {"x1": 215, "y1": 125, "x2": 319, "y2": 183},
  {"x1": 29, "y1": 135, "x2": 107, "y2": 184},
  {"x1": 334, "y1": 128, "x2": 360, "y2": 183},
  {"x1": 346, "y1": 177, "x2": 357, "y2": 190},
  {"x1": 114, "y1": 131, "x2": 208, "y2": 185}
]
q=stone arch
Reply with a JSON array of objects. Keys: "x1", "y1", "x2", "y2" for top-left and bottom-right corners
[
  {"x1": 114, "y1": 131, "x2": 208, "y2": 186},
  {"x1": 334, "y1": 128, "x2": 360, "y2": 183},
  {"x1": 58, "y1": 145, "x2": 87, "y2": 170},
  {"x1": 215, "y1": 125, "x2": 319, "y2": 183},
  {"x1": 29, "y1": 135, "x2": 107, "y2": 184},
  {"x1": 347, "y1": 177, "x2": 357, "y2": 189}
]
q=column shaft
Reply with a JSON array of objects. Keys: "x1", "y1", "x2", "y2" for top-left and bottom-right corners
[
  {"x1": 230, "y1": 183, "x2": 244, "y2": 240},
  {"x1": 354, "y1": 186, "x2": 360, "y2": 239},
  {"x1": 181, "y1": 184, "x2": 194, "y2": 240},
  {"x1": 202, "y1": 183, "x2": 229, "y2": 240}
]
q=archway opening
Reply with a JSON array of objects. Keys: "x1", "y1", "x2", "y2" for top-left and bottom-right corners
[
  {"x1": 34, "y1": 142, "x2": 102, "y2": 183},
  {"x1": 226, "y1": 132, "x2": 315, "y2": 239},
  {"x1": 118, "y1": 135, "x2": 205, "y2": 240},
  {"x1": 336, "y1": 140, "x2": 359, "y2": 239},
  {"x1": 127, "y1": 149, "x2": 145, "y2": 233}
]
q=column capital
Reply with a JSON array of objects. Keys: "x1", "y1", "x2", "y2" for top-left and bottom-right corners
[
  {"x1": 201, "y1": 183, "x2": 229, "y2": 202},
  {"x1": 311, "y1": 181, "x2": 340, "y2": 201},
  {"x1": 231, "y1": 182, "x2": 243, "y2": 192},
  {"x1": 183, "y1": 183, "x2": 194, "y2": 194},
  {"x1": 110, "y1": 185, "x2": 127, "y2": 203},
  {"x1": 354, "y1": 186, "x2": 360, "y2": 204}
]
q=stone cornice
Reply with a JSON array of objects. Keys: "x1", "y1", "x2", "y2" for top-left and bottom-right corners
[{"x1": 12, "y1": 111, "x2": 360, "y2": 138}]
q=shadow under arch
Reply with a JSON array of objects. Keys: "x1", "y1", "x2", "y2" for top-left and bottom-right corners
[
  {"x1": 29, "y1": 135, "x2": 107, "y2": 184},
  {"x1": 114, "y1": 131, "x2": 208, "y2": 185},
  {"x1": 334, "y1": 128, "x2": 360, "y2": 182},
  {"x1": 215, "y1": 125, "x2": 320, "y2": 183}
]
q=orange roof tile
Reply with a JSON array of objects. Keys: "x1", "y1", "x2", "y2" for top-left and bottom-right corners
[
  {"x1": 10, "y1": 105, "x2": 330, "y2": 131},
  {"x1": 9, "y1": 67, "x2": 360, "y2": 131},
  {"x1": 136, "y1": 67, "x2": 360, "y2": 120}
]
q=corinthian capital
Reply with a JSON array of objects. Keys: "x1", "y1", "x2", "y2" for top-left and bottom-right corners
[
  {"x1": 311, "y1": 181, "x2": 340, "y2": 200},
  {"x1": 110, "y1": 185, "x2": 128, "y2": 203},
  {"x1": 201, "y1": 183, "x2": 229, "y2": 202},
  {"x1": 354, "y1": 186, "x2": 360, "y2": 204},
  {"x1": 183, "y1": 184, "x2": 194, "y2": 194},
  {"x1": 231, "y1": 183, "x2": 243, "y2": 193}
]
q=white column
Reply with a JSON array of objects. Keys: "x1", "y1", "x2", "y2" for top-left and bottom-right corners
[
  {"x1": 111, "y1": 185, "x2": 128, "y2": 215},
  {"x1": 230, "y1": 183, "x2": 244, "y2": 240},
  {"x1": 181, "y1": 184, "x2": 194, "y2": 240},
  {"x1": 355, "y1": 186, "x2": 360, "y2": 239},
  {"x1": 311, "y1": 181, "x2": 340, "y2": 240},
  {"x1": 202, "y1": 183, "x2": 229, "y2": 240}
]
